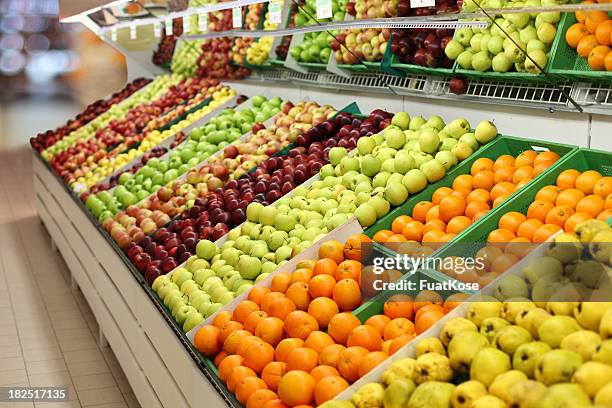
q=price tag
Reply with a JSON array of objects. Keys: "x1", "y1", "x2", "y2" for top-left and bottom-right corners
[
  {"x1": 232, "y1": 7, "x2": 242, "y2": 28},
  {"x1": 154, "y1": 21, "x2": 162, "y2": 37},
  {"x1": 183, "y1": 15, "x2": 191, "y2": 32},
  {"x1": 410, "y1": 0, "x2": 435, "y2": 8},
  {"x1": 315, "y1": 0, "x2": 332, "y2": 19},
  {"x1": 268, "y1": 0, "x2": 282, "y2": 24},
  {"x1": 165, "y1": 19, "x2": 173, "y2": 35},
  {"x1": 198, "y1": 13, "x2": 208, "y2": 32},
  {"x1": 111, "y1": 27, "x2": 117, "y2": 41},
  {"x1": 130, "y1": 24, "x2": 137, "y2": 39}
]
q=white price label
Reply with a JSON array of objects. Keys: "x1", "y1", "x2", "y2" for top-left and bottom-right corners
[
  {"x1": 315, "y1": 0, "x2": 332, "y2": 19},
  {"x1": 183, "y1": 15, "x2": 191, "y2": 32},
  {"x1": 111, "y1": 27, "x2": 117, "y2": 41},
  {"x1": 232, "y1": 7, "x2": 242, "y2": 28},
  {"x1": 165, "y1": 19, "x2": 173, "y2": 35},
  {"x1": 154, "y1": 21, "x2": 162, "y2": 37},
  {"x1": 268, "y1": 1, "x2": 282, "y2": 24},
  {"x1": 130, "y1": 25, "x2": 137, "y2": 39},
  {"x1": 410, "y1": 0, "x2": 435, "y2": 8},
  {"x1": 198, "y1": 13, "x2": 208, "y2": 32}
]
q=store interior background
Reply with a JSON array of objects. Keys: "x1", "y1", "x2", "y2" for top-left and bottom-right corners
[{"x1": 0, "y1": 0, "x2": 126, "y2": 150}]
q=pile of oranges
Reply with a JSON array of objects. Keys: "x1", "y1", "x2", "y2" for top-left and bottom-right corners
[
  {"x1": 565, "y1": 6, "x2": 612, "y2": 71},
  {"x1": 191, "y1": 236, "x2": 459, "y2": 407},
  {"x1": 372, "y1": 150, "x2": 561, "y2": 249}
]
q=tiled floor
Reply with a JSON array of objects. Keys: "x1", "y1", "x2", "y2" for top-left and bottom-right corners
[{"x1": 0, "y1": 145, "x2": 141, "y2": 408}]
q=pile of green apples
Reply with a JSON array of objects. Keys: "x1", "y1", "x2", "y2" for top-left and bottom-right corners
[
  {"x1": 289, "y1": 0, "x2": 346, "y2": 64},
  {"x1": 320, "y1": 112, "x2": 497, "y2": 227},
  {"x1": 42, "y1": 75, "x2": 179, "y2": 161},
  {"x1": 171, "y1": 40, "x2": 204, "y2": 77},
  {"x1": 444, "y1": 0, "x2": 560, "y2": 73}
]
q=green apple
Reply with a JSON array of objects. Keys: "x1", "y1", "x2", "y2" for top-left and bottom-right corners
[
  {"x1": 368, "y1": 195, "x2": 391, "y2": 218},
  {"x1": 384, "y1": 126, "x2": 406, "y2": 149},
  {"x1": 183, "y1": 311, "x2": 204, "y2": 332},
  {"x1": 526, "y1": 39, "x2": 547, "y2": 54},
  {"x1": 409, "y1": 116, "x2": 426, "y2": 131},
  {"x1": 486, "y1": 35, "x2": 503, "y2": 54},
  {"x1": 525, "y1": 49, "x2": 548, "y2": 73},
  {"x1": 459, "y1": 133, "x2": 479, "y2": 151},
  {"x1": 268, "y1": 230, "x2": 289, "y2": 250},
  {"x1": 373, "y1": 172, "x2": 390, "y2": 188},
  {"x1": 275, "y1": 246, "x2": 292, "y2": 263},
  {"x1": 172, "y1": 268, "x2": 193, "y2": 288},
  {"x1": 361, "y1": 154, "x2": 381, "y2": 177},
  {"x1": 474, "y1": 121, "x2": 498, "y2": 144},
  {"x1": 541, "y1": 11, "x2": 560, "y2": 24},
  {"x1": 423, "y1": 115, "x2": 445, "y2": 131},
  {"x1": 402, "y1": 169, "x2": 428, "y2": 194},
  {"x1": 492, "y1": 53, "x2": 513, "y2": 72},
  {"x1": 452, "y1": 141, "x2": 474, "y2": 161},
  {"x1": 391, "y1": 112, "x2": 411, "y2": 130},
  {"x1": 152, "y1": 275, "x2": 171, "y2": 293},
  {"x1": 355, "y1": 203, "x2": 377, "y2": 227},
  {"x1": 505, "y1": 13, "x2": 530, "y2": 29},
  {"x1": 420, "y1": 160, "x2": 446, "y2": 183},
  {"x1": 174, "y1": 305, "x2": 196, "y2": 326},
  {"x1": 381, "y1": 158, "x2": 395, "y2": 173},
  {"x1": 519, "y1": 26, "x2": 538, "y2": 44},
  {"x1": 435, "y1": 151, "x2": 458, "y2": 170},
  {"x1": 320, "y1": 164, "x2": 335, "y2": 178},
  {"x1": 457, "y1": 50, "x2": 474, "y2": 69},
  {"x1": 440, "y1": 138, "x2": 458, "y2": 151},
  {"x1": 504, "y1": 38, "x2": 527, "y2": 63},
  {"x1": 329, "y1": 147, "x2": 348, "y2": 166},
  {"x1": 246, "y1": 202, "x2": 264, "y2": 223},
  {"x1": 195, "y1": 240, "x2": 218, "y2": 260},
  {"x1": 339, "y1": 156, "x2": 360, "y2": 174},
  {"x1": 456, "y1": 28, "x2": 474, "y2": 46},
  {"x1": 445, "y1": 40, "x2": 465, "y2": 60},
  {"x1": 357, "y1": 137, "x2": 377, "y2": 155},
  {"x1": 472, "y1": 51, "x2": 492, "y2": 71},
  {"x1": 180, "y1": 280, "x2": 199, "y2": 297},
  {"x1": 419, "y1": 129, "x2": 441, "y2": 154},
  {"x1": 259, "y1": 206, "x2": 278, "y2": 226},
  {"x1": 237, "y1": 256, "x2": 262, "y2": 279},
  {"x1": 470, "y1": 33, "x2": 483, "y2": 52},
  {"x1": 385, "y1": 182, "x2": 409, "y2": 206},
  {"x1": 443, "y1": 118, "x2": 471, "y2": 139},
  {"x1": 394, "y1": 150, "x2": 416, "y2": 174},
  {"x1": 537, "y1": 22, "x2": 556, "y2": 45}
]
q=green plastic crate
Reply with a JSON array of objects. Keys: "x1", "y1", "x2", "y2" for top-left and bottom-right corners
[
  {"x1": 548, "y1": 12, "x2": 612, "y2": 81},
  {"x1": 388, "y1": 53, "x2": 455, "y2": 77},
  {"x1": 435, "y1": 148, "x2": 612, "y2": 260}
]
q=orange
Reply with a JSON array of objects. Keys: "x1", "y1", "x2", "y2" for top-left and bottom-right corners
[
  {"x1": 494, "y1": 154, "x2": 515, "y2": 171},
  {"x1": 266, "y1": 297, "x2": 297, "y2": 320},
  {"x1": 332, "y1": 279, "x2": 362, "y2": 311},
  {"x1": 536, "y1": 185, "x2": 562, "y2": 204},
  {"x1": 425, "y1": 205, "x2": 441, "y2": 222},
  {"x1": 577, "y1": 34, "x2": 599, "y2": 58},
  {"x1": 595, "y1": 20, "x2": 612, "y2": 46},
  {"x1": 567, "y1": 22, "x2": 589, "y2": 48},
  {"x1": 275, "y1": 339, "x2": 304, "y2": 363},
  {"x1": 314, "y1": 376, "x2": 349, "y2": 405},
  {"x1": 545, "y1": 205, "x2": 575, "y2": 228},
  {"x1": 255, "y1": 317, "x2": 285, "y2": 347},
  {"x1": 335, "y1": 260, "x2": 362, "y2": 282},
  {"x1": 236, "y1": 376, "x2": 268, "y2": 405},
  {"x1": 284, "y1": 310, "x2": 319, "y2": 340},
  {"x1": 594, "y1": 177, "x2": 612, "y2": 197},
  {"x1": 564, "y1": 212, "x2": 593, "y2": 233},
  {"x1": 307, "y1": 297, "x2": 339, "y2": 329},
  {"x1": 372, "y1": 230, "x2": 394, "y2": 243},
  {"x1": 262, "y1": 400, "x2": 287, "y2": 408},
  {"x1": 337, "y1": 346, "x2": 369, "y2": 383},
  {"x1": 415, "y1": 310, "x2": 445, "y2": 334},
  {"x1": 452, "y1": 174, "x2": 473, "y2": 191},
  {"x1": 286, "y1": 347, "x2": 319, "y2": 372},
  {"x1": 227, "y1": 366, "x2": 257, "y2": 392},
  {"x1": 312, "y1": 258, "x2": 337, "y2": 276},
  {"x1": 214, "y1": 351, "x2": 228, "y2": 368},
  {"x1": 446, "y1": 216, "x2": 472, "y2": 234},
  {"x1": 576, "y1": 170, "x2": 603, "y2": 194},
  {"x1": 423, "y1": 219, "x2": 447, "y2": 233},
  {"x1": 413, "y1": 290, "x2": 443, "y2": 312},
  {"x1": 347, "y1": 325, "x2": 383, "y2": 352},
  {"x1": 242, "y1": 340, "x2": 275, "y2": 374},
  {"x1": 277, "y1": 370, "x2": 316, "y2": 406},
  {"x1": 286, "y1": 282, "x2": 312, "y2": 311},
  {"x1": 310, "y1": 365, "x2": 339, "y2": 382},
  {"x1": 439, "y1": 195, "x2": 466, "y2": 223},
  {"x1": 343, "y1": 233, "x2": 371, "y2": 261},
  {"x1": 386, "y1": 234, "x2": 407, "y2": 243},
  {"x1": 319, "y1": 344, "x2": 346, "y2": 368},
  {"x1": 515, "y1": 150, "x2": 538, "y2": 168},
  {"x1": 488, "y1": 228, "x2": 517, "y2": 246},
  {"x1": 505, "y1": 237, "x2": 534, "y2": 259},
  {"x1": 534, "y1": 160, "x2": 555, "y2": 176},
  {"x1": 213, "y1": 311, "x2": 233, "y2": 329},
  {"x1": 598, "y1": 209, "x2": 612, "y2": 221},
  {"x1": 402, "y1": 220, "x2": 424, "y2": 241},
  {"x1": 465, "y1": 201, "x2": 490, "y2": 220},
  {"x1": 472, "y1": 171, "x2": 495, "y2": 190},
  {"x1": 532, "y1": 224, "x2": 563, "y2": 243},
  {"x1": 422, "y1": 229, "x2": 446, "y2": 244},
  {"x1": 607, "y1": 194, "x2": 612, "y2": 210},
  {"x1": 412, "y1": 201, "x2": 435, "y2": 223},
  {"x1": 471, "y1": 157, "x2": 495, "y2": 174},
  {"x1": 577, "y1": 1, "x2": 594, "y2": 23},
  {"x1": 527, "y1": 200, "x2": 554, "y2": 222},
  {"x1": 589, "y1": 45, "x2": 611, "y2": 70},
  {"x1": 388, "y1": 333, "x2": 416, "y2": 354},
  {"x1": 271, "y1": 273, "x2": 293, "y2": 293},
  {"x1": 556, "y1": 169, "x2": 581, "y2": 189},
  {"x1": 194, "y1": 325, "x2": 221, "y2": 357},
  {"x1": 576, "y1": 194, "x2": 605, "y2": 218},
  {"x1": 223, "y1": 330, "x2": 252, "y2": 354},
  {"x1": 534, "y1": 151, "x2": 560, "y2": 165},
  {"x1": 308, "y1": 274, "x2": 336, "y2": 299},
  {"x1": 475, "y1": 245, "x2": 503, "y2": 271},
  {"x1": 219, "y1": 321, "x2": 244, "y2": 345},
  {"x1": 392, "y1": 215, "x2": 413, "y2": 234},
  {"x1": 247, "y1": 390, "x2": 278, "y2": 408},
  {"x1": 383, "y1": 294, "x2": 414, "y2": 319},
  {"x1": 606, "y1": 50, "x2": 612, "y2": 70},
  {"x1": 585, "y1": 11, "x2": 610, "y2": 34},
  {"x1": 291, "y1": 268, "x2": 313, "y2": 285},
  {"x1": 491, "y1": 253, "x2": 520, "y2": 273},
  {"x1": 490, "y1": 182, "x2": 515, "y2": 201},
  {"x1": 499, "y1": 211, "x2": 527, "y2": 234},
  {"x1": 467, "y1": 188, "x2": 491, "y2": 204},
  {"x1": 318, "y1": 240, "x2": 345, "y2": 264},
  {"x1": 304, "y1": 331, "x2": 335, "y2": 354},
  {"x1": 233, "y1": 300, "x2": 260, "y2": 325},
  {"x1": 494, "y1": 166, "x2": 516, "y2": 184},
  {"x1": 249, "y1": 286, "x2": 271, "y2": 306},
  {"x1": 493, "y1": 194, "x2": 510, "y2": 208},
  {"x1": 365, "y1": 314, "x2": 392, "y2": 336},
  {"x1": 513, "y1": 166, "x2": 534, "y2": 184},
  {"x1": 556, "y1": 188, "x2": 586, "y2": 208},
  {"x1": 432, "y1": 187, "x2": 454, "y2": 205},
  {"x1": 218, "y1": 355, "x2": 245, "y2": 382},
  {"x1": 357, "y1": 351, "x2": 388, "y2": 378},
  {"x1": 516, "y1": 219, "x2": 544, "y2": 241},
  {"x1": 328, "y1": 312, "x2": 361, "y2": 345},
  {"x1": 383, "y1": 318, "x2": 416, "y2": 341}
]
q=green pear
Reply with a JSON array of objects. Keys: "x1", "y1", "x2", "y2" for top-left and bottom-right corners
[
  {"x1": 480, "y1": 317, "x2": 511, "y2": 342},
  {"x1": 383, "y1": 378, "x2": 415, "y2": 408},
  {"x1": 495, "y1": 325, "x2": 533, "y2": 355},
  {"x1": 534, "y1": 349, "x2": 582, "y2": 385},
  {"x1": 494, "y1": 275, "x2": 529, "y2": 300},
  {"x1": 448, "y1": 331, "x2": 489, "y2": 372},
  {"x1": 572, "y1": 361, "x2": 612, "y2": 397},
  {"x1": 593, "y1": 339, "x2": 612, "y2": 364},
  {"x1": 413, "y1": 352, "x2": 453, "y2": 383},
  {"x1": 451, "y1": 381, "x2": 487, "y2": 408},
  {"x1": 351, "y1": 383, "x2": 384, "y2": 408},
  {"x1": 489, "y1": 370, "x2": 528, "y2": 401},
  {"x1": 470, "y1": 395, "x2": 506, "y2": 408},
  {"x1": 471, "y1": 348, "x2": 511, "y2": 387},
  {"x1": 381, "y1": 358, "x2": 416, "y2": 386},
  {"x1": 561, "y1": 330, "x2": 602, "y2": 361},
  {"x1": 515, "y1": 307, "x2": 551, "y2": 339},
  {"x1": 440, "y1": 317, "x2": 477, "y2": 346},
  {"x1": 513, "y1": 341, "x2": 551, "y2": 378},
  {"x1": 506, "y1": 380, "x2": 546, "y2": 408},
  {"x1": 407, "y1": 381, "x2": 455, "y2": 408},
  {"x1": 415, "y1": 337, "x2": 446, "y2": 357},
  {"x1": 520, "y1": 256, "x2": 563, "y2": 286},
  {"x1": 537, "y1": 383, "x2": 591, "y2": 408},
  {"x1": 467, "y1": 301, "x2": 502, "y2": 327}
]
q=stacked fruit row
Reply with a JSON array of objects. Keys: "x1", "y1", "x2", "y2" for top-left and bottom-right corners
[
  {"x1": 565, "y1": 7, "x2": 612, "y2": 71},
  {"x1": 246, "y1": 1, "x2": 284, "y2": 66},
  {"x1": 129, "y1": 109, "x2": 379, "y2": 282},
  {"x1": 82, "y1": 95, "x2": 279, "y2": 220},
  {"x1": 42, "y1": 75, "x2": 180, "y2": 162},
  {"x1": 171, "y1": 40, "x2": 205, "y2": 77},
  {"x1": 232, "y1": 4, "x2": 264, "y2": 66},
  {"x1": 30, "y1": 77, "x2": 151, "y2": 152},
  {"x1": 68, "y1": 84, "x2": 235, "y2": 192}
]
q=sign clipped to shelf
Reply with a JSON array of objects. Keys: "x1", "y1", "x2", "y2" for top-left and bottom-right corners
[
  {"x1": 232, "y1": 6, "x2": 242, "y2": 28},
  {"x1": 165, "y1": 19, "x2": 173, "y2": 35},
  {"x1": 154, "y1": 21, "x2": 162, "y2": 37},
  {"x1": 130, "y1": 24, "x2": 137, "y2": 39},
  {"x1": 198, "y1": 13, "x2": 208, "y2": 32},
  {"x1": 316, "y1": 0, "x2": 333, "y2": 19},
  {"x1": 410, "y1": 0, "x2": 435, "y2": 8},
  {"x1": 111, "y1": 27, "x2": 117, "y2": 42},
  {"x1": 182, "y1": 15, "x2": 191, "y2": 32},
  {"x1": 268, "y1": 0, "x2": 282, "y2": 24}
]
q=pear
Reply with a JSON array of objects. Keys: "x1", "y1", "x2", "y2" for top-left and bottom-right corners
[
  {"x1": 480, "y1": 317, "x2": 511, "y2": 342},
  {"x1": 574, "y1": 219, "x2": 608, "y2": 243},
  {"x1": 537, "y1": 383, "x2": 592, "y2": 408},
  {"x1": 573, "y1": 260, "x2": 609, "y2": 288},
  {"x1": 534, "y1": 349, "x2": 582, "y2": 385},
  {"x1": 489, "y1": 370, "x2": 528, "y2": 402},
  {"x1": 513, "y1": 341, "x2": 552, "y2": 378},
  {"x1": 538, "y1": 315, "x2": 581, "y2": 347},
  {"x1": 414, "y1": 352, "x2": 453, "y2": 384},
  {"x1": 599, "y1": 306, "x2": 612, "y2": 339},
  {"x1": 471, "y1": 395, "x2": 507, "y2": 408},
  {"x1": 319, "y1": 401, "x2": 356, "y2": 408},
  {"x1": 516, "y1": 308, "x2": 551, "y2": 339},
  {"x1": 381, "y1": 358, "x2": 416, "y2": 386},
  {"x1": 415, "y1": 337, "x2": 446, "y2": 357},
  {"x1": 448, "y1": 331, "x2": 489, "y2": 372},
  {"x1": 383, "y1": 378, "x2": 415, "y2": 408},
  {"x1": 471, "y1": 348, "x2": 511, "y2": 387},
  {"x1": 502, "y1": 299, "x2": 536, "y2": 323},
  {"x1": 451, "y1": 380, "x2": 487, "y2": 408},
  {"x1": 493, "y1": 276, "x2": 529, "y2": 300},
  {"x1": 351, "y1": 383, "x2": 384, "y2": 408},
  {"x1": 494, "y1": 325, "x2": 532, "y2": 355},
  {"x1": 589, "y1": 229, "x2": 612, "y2": 262},
  {"x1": 575, "y1": 302, "x2": 612, "y2": 331},
  {"x1": 546, "y1": 302, "x2": 577, "y2": 316},
  {"x1": 506, "y1": 380, "x2": 546, "y2": 408},
  {"x1": 467, "y1": 301, "x2": 503, "y2": 327},
  {"x1": 520, "y1": 256, "x2": 563, "y2": 286},
  {"x1": 593, "y1": 339, "x2": 612, "y2": 364},
  {"x1": 595, "y1": 382, "x2": 612, "y2": 406},
  {"x1": 572, "y1": 361, "x2": 612, "y2": 397},
  {"x1": 560, "y1": 330, "x2": 602, "y2": 361},
  {"x1": 407, "y1": 381, "x2": 455, "y2": 408},
  {"x1": 531, "y1": 278, "x2": 565, "y2": 304},
  {"x1": 440, "y1": 317, "x2": 477, "y2": 346},
  {"x1": 547, "y1": 233, "x2": 583, "y2": 264}
]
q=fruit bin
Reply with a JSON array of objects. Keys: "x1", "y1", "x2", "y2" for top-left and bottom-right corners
[
  {"x1": 384, "y1": 36, "x2": 455, "y2": 78},
  {"x1": 548, "y1": 12, "x2": 612, "y2": 81},
  {"x1": 433, "y1": 147, "x2": 612, "y2": 261}
]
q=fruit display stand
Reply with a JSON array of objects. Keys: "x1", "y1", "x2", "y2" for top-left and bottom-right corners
[{"x1": 549, "y1": 12, "x2": 612, "y2": 81}]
